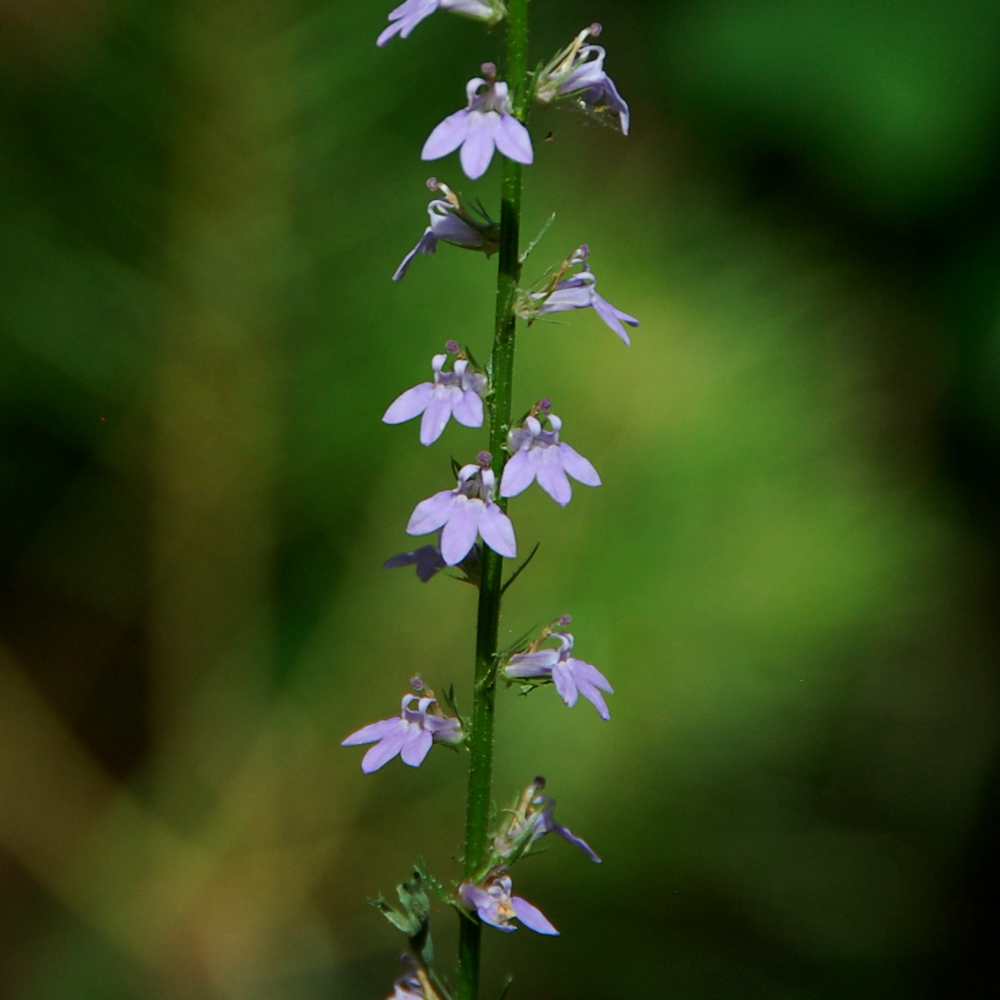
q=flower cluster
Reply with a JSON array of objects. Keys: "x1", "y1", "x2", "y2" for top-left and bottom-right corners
[{"x1": 355, "y1": 2, "x2": 637, "y2": 995}]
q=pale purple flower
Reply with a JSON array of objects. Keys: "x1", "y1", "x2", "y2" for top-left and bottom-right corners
[
  {"x1": 407, "y1": 460, "x2": 516, "y2": 565},
  {"x1": 504, "y1": 629, "x2": 613, "y2": 720},
  {"x1": 515, "y1": 245, "x2": 638, "y2": 345},
  {"x1": 377, "y1": 0, "x2": 503, "y2": 47},
  {"x1": 394, "y1": 179, "x2": 500, "y2": 281},
  {"x1": 501, "y1": 409, "x2": 600, "y2": 506},
  {"x1": 494, "y1": 776, "x2": 601, "y2": 863},
  {"x1": 342, "y1": 692, "x2": 463, "y2": 773},
  {"x1": 383, "y1": 351, "x2": 488, "y2": 444},
  {"x1": 422, "y1": 72, "x2": 533, "y2": 180},
  {"x1": 535, "y1": 24, "x2": 629, "y2": 134},
  {"x1": 458, "y1": 869, "x2": 558, "y2": 935}
]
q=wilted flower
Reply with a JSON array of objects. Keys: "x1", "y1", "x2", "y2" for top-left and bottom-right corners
[
  {"x1": 407, "y1": 456, "x2": 516, "y2": 565},
  {"x1": 501, "y1": 405, "x2": 600, "y2": 506},
  {"x1": 383, "y1": 348, "x2": 488, "y2": 444},
  {"x1": 422, "y1": 68, "x2": 533, "y2": 180},
  {"x1": 342, "y1": 689, "x2": 463, "y2": 773},
  {"x1": 458, "y1": 868, "x2": 558, "y2": 934},
  {"x1": 377, "y1": 0, "x2": 505, "y2": 47},
  {"x1": 535, "y1": 24, "x2": 629, "y2": 134},
  {"x1": 494, "y1": 777, "x2": 601, "y2": 863},
  {"x1": 504, "y1": 627, "x2": 613, "y2": 720},
  {"x1": 394, "y1": 179, "x2": 500, "y2": 281}
]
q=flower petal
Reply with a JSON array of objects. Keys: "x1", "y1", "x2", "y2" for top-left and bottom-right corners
[
  {"x1": 407, "y1": 491, "x2": 455, "y2": 535},
  {"x1": 452, "y1": 388, "x2": 484, "y2": 428},
  {"x1": 504, "y1": 648, "x2": 559, "y2": 678},
  {"x1": 592, "y1": 292, "x2": 639, "y2": 345},
  {"x1": 383, "y1": 382, "x2": 434, "y2": 424},
  {"x1": 499, "y1": 449, "x2": 536, "y2": 498},
  {"x1": 440, "y1": 496, "x2": 480, "y2": 565},
  {"x1": 574, "y1": 675, "x2": 610, "y2": 720},
  {"x1": 361, "y1": 731, "x2": 406, "y2": 772},
  {"x1": 511, "y1": 896, "x2": 558, "y2": 935},
  {"x1": 400, "y1": 727, "x2": 434, "y2": 767},
  {"x1": 419, "y1": 386, "x2": 456, "y2": 445},
  {"x1": 551, "y1": 660, "x2": 579, "y2": 708},
  {"x1": 570, "y1": 656, "x2": 614, "y2": 694},
  {"x1": 459, "y1": 110, "x2": 500, "y2": 179},
  {"x1": 536, "y1": 448, "x2": 573, "y2": 506},
  {"x1": 477, "y1": 502, "x2": 517, "y2": 558},
  {"x1": 554, "y1": 823, "x2": 602, "y2": 863},
  {"x1": 392, "y1": 228, "x2": 438, "y2": 282},
  {"x1": 342, "y1": 717, "x2": 400, "y2": 745},
  {"x1": 494, "y1": 114, "x2": 534, "y2": 165},
  {"x1": 422, "y1": 110, "x2": 470, "y2": 160},
  {"x1": 558, "y1": 442, "x2": 601, "y2": 487}
]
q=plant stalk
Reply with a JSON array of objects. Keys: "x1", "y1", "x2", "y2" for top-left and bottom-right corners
[{"x1": 456, "y1": 1, "x2": 529, "y2": 998}]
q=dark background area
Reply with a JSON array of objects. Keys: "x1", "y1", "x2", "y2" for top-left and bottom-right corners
[{"x1": 2, "y1": 1, "x2": 1000, "y2": 997}]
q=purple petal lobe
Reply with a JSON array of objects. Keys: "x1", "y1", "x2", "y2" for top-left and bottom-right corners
[
  {"x1": 511, "y1": 897, "x2": 558, "y2": 935},
  {"x1": 362, "y1": 731, "x2": 405, "y2": 772},
  {"x1": 401, "y1": 727, "x2": 434, "y2": 766},
  {"x1": 593, "y1": 293, "x2": 639, "y2": 345},
  {"x1": 407, "y1": 491, "x2": 455, "y2": 535},
  {"x1": 536, "y1": 449, "x2": 573, "y2": 506},
  {"x1": 440, "y1": 497, "x2": 480, "y2": 565},
  {"x1": 495, "y1": 114, "x2": 534, "y2": 164},
  {"x1": 477, "y1": 503, "x2": 517, "y2": 558},
  {"x1": 551, "y1": 661, "x2": 580, "y2": 708},
  {"x1": 499, "y1": 449, "x2": 536, "y2": 498},
  {"x1": 341, "y1": 717, "x2": 400, "y2": 745},
  {"x1": 384, "y1": 382, "x2": 434, "y2": 424},
  {"x1": 459, "y1": 111, "x2": 500, "y2": 179},
  {"x1": 422, "y1": 110, "x2": 470, "y2": 160},
  {"x1": 419, "y1": 388, "x2": 455, "y2": 445},
  {"x1": 556, "y1": 824, "x2": 602, "y2": 863},
  {"x1": 558, "y1": 442, "x2": 601, "y2": 486},
  {"x1": 452, "y1": 389, "x2": 484, "y2": 428}
]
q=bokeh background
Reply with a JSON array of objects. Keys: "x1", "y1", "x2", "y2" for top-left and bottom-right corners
[{"x1": 3, "y1": 1, "x2": 1000, "y2": 997}]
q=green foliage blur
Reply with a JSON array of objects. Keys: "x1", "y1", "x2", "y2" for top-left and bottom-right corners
[{"x1": 3, "y1": 1, "x2": 1000, "y2": 998}]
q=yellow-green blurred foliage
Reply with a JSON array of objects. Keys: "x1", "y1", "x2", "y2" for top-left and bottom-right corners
[{"x1": 3, "y1": 1, "x2": 1000, "y2": 998}]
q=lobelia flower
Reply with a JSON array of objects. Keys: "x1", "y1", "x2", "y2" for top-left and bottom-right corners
[
  {"x1": 458, "y1": 868, "x2": 558, "y2": 935},
  {"x1": 535, "y1": 24, "x2": 630, "y2": 134},
  {"x1": 494, "y1": 776, "x2": 601, "y2": 863},
  {"x1": 515, "y1": 245, "x2": 639, "y2": 345},
  {"x1": 504, "y1": 624, "x2": 614, "y2": 720},
  {"x1": 376, "y1": 0, "x2": 505, "y2": 47},
  {"x1": 386, "y1": 975, "x2": 426, "y2": 1000},
  {"x1": 422, "y1": 66, "x2": 533, "y2": 180},
  {"x1": 394, "y1": 179, "x2": 500, "y2": 281},
  {"x1": 407, "y1": 454, "x2": 516, "y2": 565},
  {"x1": 501, "y1": 402, "x2": 600, "y2": 506},
  {"x1": 383, "y1": 537, "x2": 480, "y2": 583},
  {"x1": 342, "y1": 684, "x2": 463, "y2": 773},
  {"x1": 383, "y1": 343, "x2": 488, "y2": 444}
]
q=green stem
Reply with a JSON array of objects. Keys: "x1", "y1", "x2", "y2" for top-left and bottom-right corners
[{"x1": 456, "y1": 3, "x2": 529, "y2": 999}]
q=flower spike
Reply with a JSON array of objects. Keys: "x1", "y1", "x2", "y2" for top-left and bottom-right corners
[
  {"x1": 376, "y1": 0, "x2": 505, "y2": 47},
  {"x1": 501, "y1": 404, "x2": 601, "y2": 506},
  {"x1": 384, "y1": 345, "x2": 488, "y2": 444},
  {"x1": 515, "y1": 245, "x2": 639, "y2": 345},
  {"x1": 422, "y1": 68, "x2": 533, "y2": 180}
]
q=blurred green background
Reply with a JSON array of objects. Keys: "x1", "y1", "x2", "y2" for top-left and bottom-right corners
[{"x1": 3, "y1": 1, "x2": 1000, "y2": 997}]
